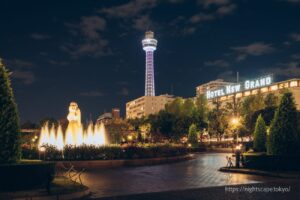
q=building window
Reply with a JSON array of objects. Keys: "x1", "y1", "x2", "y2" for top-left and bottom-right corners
[
  {"x1": 290, "y1": 81, "x2": 298, "y2": 87},
  {"x1": 261, "y1": 87, "x2": 268, "y2": 93},
  {"x1": 244, "y1": 91, "x2": 251, "y2": 96},
  {"x1": 270, "y1": 85, "x2": 278, "y2": 91},
  {"x1": 252, "y1": 89, "x2": 258, "y2": 95}
]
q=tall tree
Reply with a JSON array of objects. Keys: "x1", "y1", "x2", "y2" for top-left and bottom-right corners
[
  {"x1": 264, "y1": 93, "x2": 278, "y2": 108},
  {"x1": 241, "y1": 93, "x2": 266, "y2": 134},
  {"x1": 208, "y1": 100, "x2": 228, "y2": 141},
  {"x1": 165, "y1": 97, "x2": 183, "y2": 116},
  {"x1": 181, "y1": 98, "x2": 195, "y2": 117},
  {"x1": 253, "y1": 114, "x2": 267, "y2": 152},
  {"x1": 0, "y1": 59, "x2": 20, "y2": 164},
  {"x1": 268, "y1": 92, "x2": 299, "y2": 155},
  {"x1": 188, "y1": 124, "x2": 198, "y2": 147}
]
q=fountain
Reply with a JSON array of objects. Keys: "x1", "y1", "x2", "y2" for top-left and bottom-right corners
[{"x1": 38, "y1": 102, "x2": 107, "y2": 149}]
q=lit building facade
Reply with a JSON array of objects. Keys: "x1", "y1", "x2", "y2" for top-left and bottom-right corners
[
  {"x1": 126, "y1": 94, "x2": 174, "y2": 119},
  {"x1": 199, "y1": 75, "x2": 300, "y2": 110},
  {"x1": 196, "y1": 79, "x2": 235, "y2": 97}
]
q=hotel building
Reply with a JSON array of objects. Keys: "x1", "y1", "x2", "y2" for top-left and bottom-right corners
[
  {"x1": 196, "y1": 75, "x2": 300, "y2": 110},
  {"x1": 126, "y1": 94, "x2": 174, "y2": 119},
  {"x1": 196, "y1": 79, "x2": 235, "y2": 97}
]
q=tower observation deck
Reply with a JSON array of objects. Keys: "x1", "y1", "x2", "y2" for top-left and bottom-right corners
[{"x1": 142, "y1": 31, "x2": 157, "y2": 96}]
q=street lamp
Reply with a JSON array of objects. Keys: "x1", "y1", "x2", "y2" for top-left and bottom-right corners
[{"x1": 39, "y1": 146, "x2": 46, "y2": 160}]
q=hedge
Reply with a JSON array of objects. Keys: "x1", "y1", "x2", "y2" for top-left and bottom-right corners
[
  {"x1": 22, "y1": 144, "x2": 189, "y2": 161},
  {"x1": 243, "y1": 154, "x2": 300, "y2": 170},
  {"x1": 0, "y1": 162, "x2": 55, "y2": 191}
]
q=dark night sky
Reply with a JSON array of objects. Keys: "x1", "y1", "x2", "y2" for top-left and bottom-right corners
[{"x1": 1, "y1": 0, "x2": 300, "y2": 123}]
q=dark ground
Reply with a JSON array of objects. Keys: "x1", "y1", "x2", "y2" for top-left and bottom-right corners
[{"x1": 94, "y1": 179, "x2": 300, "y2": 200}]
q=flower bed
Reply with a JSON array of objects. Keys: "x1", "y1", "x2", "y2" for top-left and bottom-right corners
[{"x1": 22, "y1": 143, "x2": 189, "y2": 161}]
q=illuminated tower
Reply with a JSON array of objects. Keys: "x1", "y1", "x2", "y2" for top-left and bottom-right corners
[{"x1": 142, "y1": 31, "x2": 157, "y2": 96}]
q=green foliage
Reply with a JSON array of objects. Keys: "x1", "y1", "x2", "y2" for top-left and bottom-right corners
[
  {"x1": 268, "y1": 92, "x2": 299, "y2": 155},
  {"x1": 22, "y1": 144, "x2": 188, "y2": 160},
  {"x1": 106, "y1": 119, "x2": 131, "y2": 144},
  {"x1": 253, "y1": 114, "x2": 267, "y2": 152},
  {"x1": 181, "y1": 98, "x2": 195, "y2": 116},
  {"x1": 208, "y1": 100, "x2": 228, "y2": 140},
  {"x1": 165, "y1": 97, "x2": 184, "y2": 115},
  {"x1": 0, "y1": 59, "x2": 20, "y2": 164},
  {"x1": 195, "y1": 94, "x2": 209, "y2": 122},
  {"x1": 250, "y1": 106, "x2": 276, "y2": 127},
  {"x1": 264, "y1": 93, "x2": 278, "y2": 108},
  {"x1": 241, "y1": 93, "x2": 266, "y2": 134},
  {"x1": 188, "y1": 124, "x2": 198, "y2": 147},
  {"x1": 149, "y1": 97, "x2": 208, "y2": 142}
]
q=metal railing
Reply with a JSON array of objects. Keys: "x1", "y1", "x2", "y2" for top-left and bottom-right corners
[{"x1": 58, "y1": 163, "x2": 85, "y2": 185}]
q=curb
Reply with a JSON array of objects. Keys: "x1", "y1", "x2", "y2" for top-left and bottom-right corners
[
  {"x1": 56, "y1": 154, "x2": 195, "y2": 170},
  {"x1": 219, "y1": 167, "x2": 300, "y2": 179}
]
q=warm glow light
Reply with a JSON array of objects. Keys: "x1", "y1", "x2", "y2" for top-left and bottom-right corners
[
  {"x1": 235, "y1": 145, "x2": 241, "y2": 150},
  {"x1": 231, "y1": 117, "x2": 239, "y2": 125},
  {"x1": 56, "y1": 125, "x2": 64, "y2": 150},
  {"x1": 127, "y1": 135, "x2": 133, "y2": 141},
  {"x1": 39, "y1": 146, "x2": 46, "y2": 152}
]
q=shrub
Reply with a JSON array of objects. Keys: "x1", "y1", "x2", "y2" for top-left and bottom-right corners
[
  {"x1": 22, "y1": 144, "x2": 188, "y2": 161},
  {"x1": 253, "y1": 114, "x2": 267, "y2": 152},
  {"x1": 0, "y1": 162, "x2": 55, "y2": 191},
  {"x1": 0, "y1": 59, "x2": 20, "y2": 164},
  {"x1": 268, "y1": 92, "x2": 299, "y2": 155},
  {"x1": 188, "y1": 124, "x2": 198, "y2": 147},
  {"x1": 243, "y1": 154, "x2": 300, "y2": 170}
]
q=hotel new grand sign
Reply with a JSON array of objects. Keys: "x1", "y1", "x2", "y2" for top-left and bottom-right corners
[{"x1": 206, "y1": 75, "x2": 273, "y2": 99}]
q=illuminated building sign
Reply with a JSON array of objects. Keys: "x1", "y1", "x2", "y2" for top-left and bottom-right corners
[{"x1": 206, "y1": 75, "x2": 272, "y2": 99}]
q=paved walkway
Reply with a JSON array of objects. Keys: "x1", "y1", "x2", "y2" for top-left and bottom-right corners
[{"x1": 80, "y1": 153, "x2": 276, "y2": 199}]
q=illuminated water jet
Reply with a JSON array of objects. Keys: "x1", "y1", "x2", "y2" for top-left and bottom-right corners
[{"x1": 38, "y1": 102, "x2": 107, "y2": 149}]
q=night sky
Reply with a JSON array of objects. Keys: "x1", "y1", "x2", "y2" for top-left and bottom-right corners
[{"x1": 1, "y1": 0, "x2": 300, "y2": 123}]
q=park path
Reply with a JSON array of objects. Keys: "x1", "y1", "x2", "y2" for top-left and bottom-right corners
[{"x1": 80, "y1": 153, "x2": 274, "y2": 198}]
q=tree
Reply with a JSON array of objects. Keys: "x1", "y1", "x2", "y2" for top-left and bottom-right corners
[
  {"x1": 106, "y1": 119, "x2": 130, "y2": 144},
  {"x1": 0, "y1": 59, "x2": 20, "y2": 164},
  {"x1": 188, "y1": 124, "x2": 198, "y2": 147},
  {"x1": 264, "y1": 93, "x2": 278, "y2": 108},
  {"x1": 268, "y1": 92, "x2": 299, "y2": 155},
  {"x1": 181, "y1": 98, "x2": 195, "y2": 117},
  {"x1": 208, "y1": 100, "x2": 228, "y2": 141},
  {"x1": 241, "y1": 93, "x2": 266, "y2": 135},
  {"x1": 148, "y1": 111, "x2": 175, "y2": 139},
  {"x1": 165, "y1": 97, "x2": 183, "y2": 116},
  {"x1": 195, "y1": 94, "x2": 209, "y2": 122},
  {"x1": 194, "y1": 94, "x2": 209, "y2": 136},
  {"x1": 253, "y1": 114, "x2": 267, "y2": 152}
]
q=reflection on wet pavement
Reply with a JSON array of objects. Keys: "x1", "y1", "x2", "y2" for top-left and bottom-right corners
[{"x1": 80, "y1": 153, "x2": 275, "y2": 198}]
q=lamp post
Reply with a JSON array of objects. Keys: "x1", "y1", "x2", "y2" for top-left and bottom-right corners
[
  {"x1": 39, "y1": 146, "x2": 46, "y2": 160},
  {"x1": 235, "y1": 144, "x2": 242, "y2": 168}
]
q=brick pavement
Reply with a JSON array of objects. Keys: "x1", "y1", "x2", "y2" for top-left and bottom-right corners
[{"x1": 80, "y1": 153, "x2": 277, "y2": 199}]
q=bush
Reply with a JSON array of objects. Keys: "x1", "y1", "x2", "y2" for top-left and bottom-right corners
[
  {"x1": 22, "y1": 144, "x2": 189, "y2": 161},
  {"x1": 0, "y1": 162, "x2": 55, "y2": 191},
  {"x1": 188, "y1": 124, "x2": 198, "y2": 147},
  {"x1": 253, "y1": 114, "x2": 267, "y2": 152},
  {"x1": 268, "y1": 92, "x2": 299, "y2": 155},
  {"x1": 0, "y1": 60, "x2": 20, "y2": 164},
  {"x1": 243, "y1": 154, "x2": 300, "y2": 170}
]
